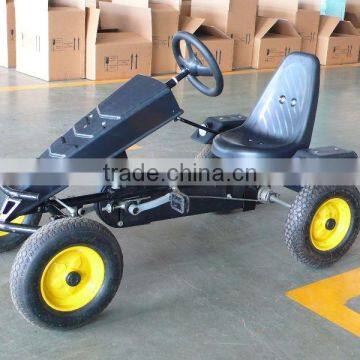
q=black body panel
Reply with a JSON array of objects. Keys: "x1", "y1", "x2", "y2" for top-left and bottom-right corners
[
  {"x1": 42, "y1": 75, "x2": 182, "y2": 159},
  {"x1": 5, "y1": 75, "x2": 183, "y2": 219}
]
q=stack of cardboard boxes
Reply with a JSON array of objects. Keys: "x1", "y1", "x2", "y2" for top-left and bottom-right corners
[
  {"x1": 179, "y1": 16, "x2": 234, "y2": 72},
  {"x1": 302, "y1": 0, "x2": 360, "y2": 64},
  {"x1": 252, "y1": 17, "x2": 301, "y2": 69},
  {"x1": 191, "y1": 0, "x2": 258, "y2": 69},
  {"x1": 0, "y1": 0, "x2": 15, "y2": 68},
  {"x1": 15, "y1": 0, "x2": 86, "y2": 81},
  {"x1": 316, "y1": 15, "x2": 360, "y2": 65},
  {"x1": 1, "y1": 0, "x2": 360, "y2": 81},
  {"x1": 258, "y1": 0, "x2": 320, "y2": 55},
  {"x1": 86, "y1": 2, "x2": 152, "y2": 80},
  {"x1": 111, "y1": 0, "x2": 180, "y2": 75}
]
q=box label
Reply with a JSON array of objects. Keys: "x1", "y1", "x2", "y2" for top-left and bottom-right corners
[
  {"x1": 153, "y1": 35, "x2": 173, "y2": 49},
  {"x1": 52, "y1": 38, "x2": 81, "y2": 52},
  {"x1": 298, "y1": 32, "x2": 317, "y2": 43},
  {"x1": 331, "y1": 45, "x2": 355, "y2": 59},
  {"x1": 231, "y1": 32, "x2": 252, "y2": 45},
  {"x1": 265, "y1": 47, "x2": 292, "y2": 62},
  {"x1": 104, "y1": 54, "x2": 140, "y2": 72}
]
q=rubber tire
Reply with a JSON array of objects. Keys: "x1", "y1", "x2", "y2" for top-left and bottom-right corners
[
  {"x1": 195, "y1": 144, "x2": 215, "y2": 159},
  {"x1": 10, "y1": 217, "x2": 123, "y2": 330},
  {"x1": 0, "y1": 213, "x2": 42, "y2": 253},
  {"x1": 285, "y1": 186, "x2": 360, "y2": 268}
]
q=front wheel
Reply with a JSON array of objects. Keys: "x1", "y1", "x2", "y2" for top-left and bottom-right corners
[
  {"x1": 284, "y1": 186, "x2": 360, "y2": 268},
  {"x1": 10, "y1": 217, "x2": 123, "y2": 330}
]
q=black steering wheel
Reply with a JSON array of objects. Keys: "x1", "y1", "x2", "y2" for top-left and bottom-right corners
[{"x1": 172, "y1": 31, "x2": 224, "y2": 97}]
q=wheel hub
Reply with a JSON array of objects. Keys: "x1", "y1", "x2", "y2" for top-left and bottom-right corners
[
  {"x1": 310, "y1": 198, "x2": 351, "y2": 252},
  {"x1": 40, "y1": 246, "x2": 105, "y2": 312},
  {"x1": 325, "y1": 218, "x2": 337, "y2": 231},
  {"x1": 66, "y1": 271, "x2": 81, "y2": 287}
]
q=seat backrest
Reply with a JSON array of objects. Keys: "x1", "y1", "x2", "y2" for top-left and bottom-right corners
[{"x1": 244, "y1": 53, "x2": 320, "y2": 148}]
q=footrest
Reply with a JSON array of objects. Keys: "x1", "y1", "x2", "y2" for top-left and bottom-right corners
[{"x1": 294, "y1": 146, "x2": 358, "y2": 159}]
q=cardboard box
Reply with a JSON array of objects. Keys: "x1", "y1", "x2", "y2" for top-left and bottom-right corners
[
  {"x1": 191, "y1": 0, "x2": 257, "y2": 69},
  {"x1": 258, "y1": 0, "x2": 320, "y2": 55},
  {"x1": 299, "y1": 0, "x2": 320, "y2": 10},
  {"x1": 180, "y1": 0, "x2": 191, "y2": 19},
  {"x1": 112, "y1": 0, "x2": 179, "y2": 75},
  {"x1": 86, "y1": 0, "x2": 111, "y2": 8},
  {"x1": 346, "y1": 12, "x2": 360, "y2": 29},
  {"x1": 346, "y1": 3, "x2": 360, "y2": 60},
  {"x1": 86, "y1": 3, "x2": 152, "y2": 80},
  {"x1": 346, "y1": 1, "x2": 360, "y2": 30},
  {"x1": 15, "y1": 0, "x2": 86, "y2": 81},
  {"x1": 316, "y1": 16, "x2": 360, "y2": 65},
  {"x1": 179, "y1": 17, "x2": 234, "y2": 72},
  {"x1": 252, "y1": 17, "x2": 302, "y2": 69},
  {"x1": 0, "y1": 0, "x2": 16, "y2": 68}
]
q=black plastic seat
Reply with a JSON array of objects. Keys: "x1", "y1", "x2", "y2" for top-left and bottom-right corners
[{"x1": 212, "y1": 53, "x2": 320, "y2": 158}]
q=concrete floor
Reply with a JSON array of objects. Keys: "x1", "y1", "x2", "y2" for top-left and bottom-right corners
[{"x1": 0, "y1": 65, "x2": 360, "y2": 359}]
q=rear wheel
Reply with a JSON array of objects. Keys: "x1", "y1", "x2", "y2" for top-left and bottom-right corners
[
  {"x1": 10, "y1": 217, "x2": 123, "y2": 329},
  {"x1": 285, "y1": 186, "x2": 360, "y2": 268},
  {"x1": 0, "y1": 213, "x2": 42, "y2": 252}
]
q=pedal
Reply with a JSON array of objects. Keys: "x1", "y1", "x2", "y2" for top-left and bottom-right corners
[{"x1": 170, "y1": 192, "x2": 189, "y2": 214}]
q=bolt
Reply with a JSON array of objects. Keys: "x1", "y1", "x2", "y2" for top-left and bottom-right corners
[
  {"x1": 326, "y1": 218, "x2": 336, "y2": 231},
  {"x1": 66, "y1": 272, "x2": 81, "y2": 287},
  {"x1": 78, "y1": 208, "x2": 86, "y2": 216}
]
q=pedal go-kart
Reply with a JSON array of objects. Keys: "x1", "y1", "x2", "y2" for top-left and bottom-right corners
[{"x1": 1, "y1": 32, "x2": 360, "y2": 330}]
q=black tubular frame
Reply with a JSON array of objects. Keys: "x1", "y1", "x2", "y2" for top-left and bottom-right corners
[
  {"x1": 0, "y1": 186, "x2": 39, "y2": 201},
  {"x1": 176, "y1": 117, "x2": 220, "y2": 135}
]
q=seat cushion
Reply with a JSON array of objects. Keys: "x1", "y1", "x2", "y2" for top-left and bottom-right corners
[{"x1": 212, "y1": 126, "x2": 299, "y2": 158}]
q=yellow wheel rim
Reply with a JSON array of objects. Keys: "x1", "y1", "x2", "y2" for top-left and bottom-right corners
[
  {"x1": 310, "y1": 198, "x2": 352, "y2": 252},
  {"x1": 40, "y1": 246, "x2": 105, "y2": 312},
  {"x1": 0, "y1": 216, "x2": 26, "y2": 236}
]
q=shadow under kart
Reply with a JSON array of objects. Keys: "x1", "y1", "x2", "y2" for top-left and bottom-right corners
[{"x1": 1, "y1": 32, "x2": 360, "y2": 330}]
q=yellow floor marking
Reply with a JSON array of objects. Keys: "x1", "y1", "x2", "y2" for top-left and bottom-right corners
[
  {"x1": 0, "y1": 69, "x2": 269, "y2": 93},
  {"x1": 128, "y1": 145, "x2": 142, "y2": 151},
  {"x1": 0, "y1": 63, "x2": 359, "y2": 93},
  {"x1": 286, "y1": 267, "x2": 360, "y2": 337}
]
